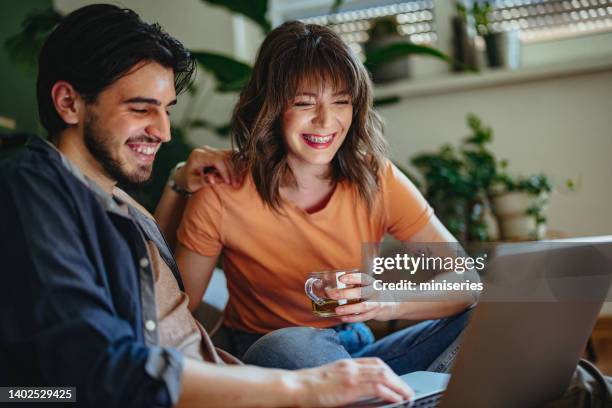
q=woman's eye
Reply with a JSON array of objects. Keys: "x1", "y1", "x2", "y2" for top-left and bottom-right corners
[
  {"x1": 335, "y1": 100, "x2": 351, "y2": 105},
  {"x1": 294, "y1": 101, "x2": 314, "y2": 107}
]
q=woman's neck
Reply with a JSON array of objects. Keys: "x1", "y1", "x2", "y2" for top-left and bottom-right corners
[
  {"x1": 281, "y1": 157, "x2": 336, "y2": 213},
  {"x1": 284, "y1": 156, "x2": 331, "y2": 191}
]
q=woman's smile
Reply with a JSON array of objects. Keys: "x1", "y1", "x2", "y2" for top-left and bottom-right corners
[{"x1": 301, "y1": 132, "x2": 337, "y2": 149}]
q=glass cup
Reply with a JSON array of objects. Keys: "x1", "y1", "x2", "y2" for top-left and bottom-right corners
[{"x1": 305, "y1": 269, "x2": 361, "y2": 317}]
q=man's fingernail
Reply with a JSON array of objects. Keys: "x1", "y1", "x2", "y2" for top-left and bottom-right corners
[{"x1": 337, "y1": 308, "x2": 344, "y2": 313}]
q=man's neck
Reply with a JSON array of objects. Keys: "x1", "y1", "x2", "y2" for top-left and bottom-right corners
[{"x1": 54, "y1": 130, "x2": 116, "y2": 195}]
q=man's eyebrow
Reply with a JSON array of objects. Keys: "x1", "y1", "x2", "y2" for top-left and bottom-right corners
[{"x1": 124, "y1": 97, "x2": 177, "y2": 107}]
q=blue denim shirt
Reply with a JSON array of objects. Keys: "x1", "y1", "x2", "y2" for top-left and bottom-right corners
[{"x1": 0, "y1": 137, "x2": 184, "y2": 407}]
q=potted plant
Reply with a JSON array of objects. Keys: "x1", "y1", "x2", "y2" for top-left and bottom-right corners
[
  {"x1": 409, "y1": 113, "x2": 573, "y2": 243},
  {"x1": 490, "y1": 174, "x2": 552, "y2": 240},
  {"x1": 363, "y1": 16, "x2": 452, "y2": 84},
  {"x1": 451, "y1": 2, "x2": 478, "y2": 72},
  {"x1": 470, "y1": 0, "x2": 521, "y2": 69},
  {"x1": 364, "y1": 16, "x2": 410, "y2": 83},
  {"x1": 490, "y1": 173, "x2": 576, "y2": 241},
  {"x1": 410, "y1": 114, "x2": 500, "y2": 243}
]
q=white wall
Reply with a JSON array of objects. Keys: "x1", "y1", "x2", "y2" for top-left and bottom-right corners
[{"x1": 55, "y1": 0, "x2": 235, "y2": 52}]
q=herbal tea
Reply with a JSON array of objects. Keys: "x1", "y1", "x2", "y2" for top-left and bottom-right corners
[{"x1": 311, "y1": 298, "x2": 362, "y2": 317}]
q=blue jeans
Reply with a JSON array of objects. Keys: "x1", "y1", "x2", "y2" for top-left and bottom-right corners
[{"x1": 240, "y1": 308, "x2": 472, "y2": 375}]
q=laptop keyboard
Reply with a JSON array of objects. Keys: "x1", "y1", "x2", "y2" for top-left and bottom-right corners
[
  {"x1": 388, "y1": 392, "x2": 443, "y2": 408},
  {"x1": 412, "y1": 393, "x2": 442, "y2": 407}
]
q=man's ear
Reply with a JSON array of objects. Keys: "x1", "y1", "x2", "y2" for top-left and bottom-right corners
[{"x1": 50, "y1": 81, "x2": 84, "y2": 126}]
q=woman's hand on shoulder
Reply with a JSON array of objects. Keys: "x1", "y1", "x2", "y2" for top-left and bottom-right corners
[{"x1": 174, "y1": 146, "x2": 242, "y2": 193}]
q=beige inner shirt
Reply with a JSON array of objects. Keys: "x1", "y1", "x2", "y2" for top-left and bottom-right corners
[
  {"x1": 147, "y1": 241, "x2": 207, "y2": 361},
  {"x1": 112, "y1": 188, "x2": 237, "y2": 365}
]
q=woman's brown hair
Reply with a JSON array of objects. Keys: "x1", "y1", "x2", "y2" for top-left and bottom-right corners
[{"x1": 231, "y1": 21, "x2": 387, "y2": 211}]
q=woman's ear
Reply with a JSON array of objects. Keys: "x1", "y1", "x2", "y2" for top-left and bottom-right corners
[{"x1": 50, "y1": 81, "x2": 84, "y2": 126}]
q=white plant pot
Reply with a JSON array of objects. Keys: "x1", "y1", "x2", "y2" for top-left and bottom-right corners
[{"x1": 492, "y1": 192, "x2": 548, "y2": 240}]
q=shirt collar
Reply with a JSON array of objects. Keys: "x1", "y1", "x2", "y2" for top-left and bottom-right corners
[{"x1": 28, "y1": 136, "x2": 130, "y2": 217}]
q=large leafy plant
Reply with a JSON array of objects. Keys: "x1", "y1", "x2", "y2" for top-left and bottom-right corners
[{"x1": 411, "y1": 114, "x2": 500, "y2": 242}]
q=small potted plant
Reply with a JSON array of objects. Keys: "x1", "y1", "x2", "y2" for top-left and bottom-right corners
[
  {"x1": 490, "y1": 174, "x2": 552, "y2": 240},
  {"x1": 471, "y1": 0, "x2": 521, "y2": 69},
  {"x1": 451, "y1": 1, "x2": 478, "y2": 71},
  {"x1": 363, "y1": 17, "x2": 452, "y2": 83},
  {"x1": 364, "y1": 16, "x2": 409, "y2": 82}
]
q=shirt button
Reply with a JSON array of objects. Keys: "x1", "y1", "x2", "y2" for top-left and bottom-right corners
[
  {"x1": 145, "y1": 320, "x2": 156, "y2": 332},
  {"x1": 139, "y1": 257, "x2": 149, "y2": 268}
]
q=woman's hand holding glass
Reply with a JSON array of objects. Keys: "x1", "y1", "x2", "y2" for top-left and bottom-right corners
[{"x1": 326, "y1": 272, "x2": 400, "y2": 323}]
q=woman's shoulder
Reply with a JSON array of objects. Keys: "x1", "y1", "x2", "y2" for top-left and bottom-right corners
[
  {"x1": 207, "y1": 170, "x2": 261, "y2": 202},
  {"x1": 378, "y1": 158, "x2": 415, "y2": 187}
]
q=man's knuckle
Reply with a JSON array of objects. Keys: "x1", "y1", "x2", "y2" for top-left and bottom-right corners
[
  {"x1": 372, "y1": 357, "x2": 385, "y2": 365},
  {"x1": 342, "y1": 374, "x2": 357, "y2": 387}
]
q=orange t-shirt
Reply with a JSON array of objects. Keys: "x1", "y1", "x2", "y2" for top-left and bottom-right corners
[{"x1": 177, "y1": 160, "x2": 433, "y2": 333}]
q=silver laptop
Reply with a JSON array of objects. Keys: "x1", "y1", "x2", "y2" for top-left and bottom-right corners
[{"x1": 354, "y1": 236, "x2": 612, "y2": 408}]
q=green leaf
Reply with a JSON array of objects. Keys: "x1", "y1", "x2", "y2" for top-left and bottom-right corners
[
  {"x1": 4, "y1": 7, "x2": 63, "y2": 75},
  {"x1": 373, "y1": 96, "x2": 401, "y2": 107},
  {"x1": 202, "y1": 0, "x2": 271, "y2": 33},
  {"x1": 364, "y1": 42, "x2": 451, "y2": 72},
  {"x1": 192, "y1": 51, "x2": 252, "y2": 93},
  {"x1": 331, "y1": 0, "x2": 345, "y2": 13},
  {"x1": 188, "y1": 118, "x2": 231, "y2": 137}
]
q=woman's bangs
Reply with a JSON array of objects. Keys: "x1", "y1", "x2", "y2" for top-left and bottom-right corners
[{"x1": 281, "y1": 45, "x2": 361, "y2": 102}]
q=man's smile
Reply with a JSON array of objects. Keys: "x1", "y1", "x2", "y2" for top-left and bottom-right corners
[{"x1": 126, "y1": 140, "x2": 160, "y2": 163}]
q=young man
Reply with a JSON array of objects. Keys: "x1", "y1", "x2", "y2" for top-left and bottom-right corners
[{"x1": 0, "y1": 4, "x2": 413, "y2": 407}]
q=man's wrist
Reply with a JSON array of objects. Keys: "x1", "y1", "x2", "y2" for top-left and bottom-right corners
[
  {"x1": 281, "y1": 370, "x2": 307, "y2": 407},
  {"x1": 167, "y1": 162, "x2": 191, "y2": 198}
]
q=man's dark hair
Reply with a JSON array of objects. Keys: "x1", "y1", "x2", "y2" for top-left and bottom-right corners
[{"x1": 37, "y1": 4, "x2": 196, "y2": 137}]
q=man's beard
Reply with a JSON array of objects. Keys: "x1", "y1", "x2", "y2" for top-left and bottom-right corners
[{"x1": 83, "y1": 112, "x2": 154, "y2": 188}]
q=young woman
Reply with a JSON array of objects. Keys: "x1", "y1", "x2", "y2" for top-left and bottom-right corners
[{"x1": 168, "y1": 21, "x2": 475, "y2": 372}]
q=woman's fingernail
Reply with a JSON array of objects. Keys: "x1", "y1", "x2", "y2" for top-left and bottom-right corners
[{"x1": 336, "y1": 308, "x2": 344, "y2": 313}]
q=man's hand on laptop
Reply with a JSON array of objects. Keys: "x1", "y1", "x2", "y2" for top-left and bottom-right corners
[{"x1": 289, "y1": 357, "x2": 413, "y2": 407}]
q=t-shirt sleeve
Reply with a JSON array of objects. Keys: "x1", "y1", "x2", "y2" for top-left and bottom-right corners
[
  {"x1": 381, "y1": 160, "x2": 434, "y2": 241},
  {"x1": 176, "y1": 187, "x2": 223, "y2": 257}
]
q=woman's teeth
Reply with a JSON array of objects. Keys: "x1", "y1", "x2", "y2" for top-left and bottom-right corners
[{"x1": 303, "y1": 134, "x2": 333, "y2": 143}]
